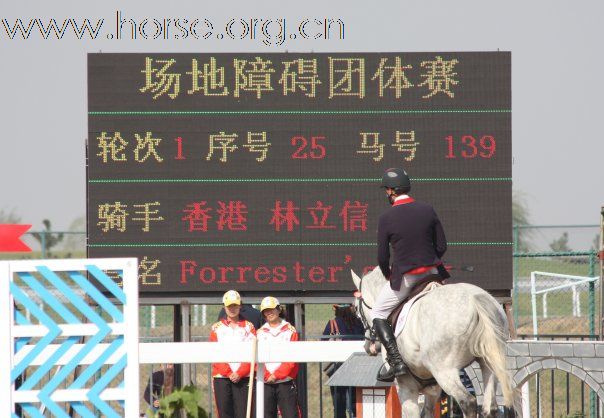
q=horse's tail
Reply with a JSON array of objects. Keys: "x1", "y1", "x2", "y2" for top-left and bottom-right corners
[{"x1": 467, "y1": 293, "x2": 514, "y2": 407}]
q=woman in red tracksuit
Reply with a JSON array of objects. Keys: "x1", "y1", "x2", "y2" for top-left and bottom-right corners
[
  {"x1": 210, "y1": 290, "x2": 257, "y2": 418},
  {"x1": 257, "y1": 296, "x2": 300, "y2": 418}
]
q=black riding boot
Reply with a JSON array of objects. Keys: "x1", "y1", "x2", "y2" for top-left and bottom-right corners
[{"x1": 373, "y1": 318, "x2": 408, "y2": 382}]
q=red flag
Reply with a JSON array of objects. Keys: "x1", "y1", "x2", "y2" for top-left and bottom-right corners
[{"x1": 0, "y1": 224, "x2": 32, "y2": 252}]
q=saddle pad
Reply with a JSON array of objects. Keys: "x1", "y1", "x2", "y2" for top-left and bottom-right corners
[{"x1": 394, "y1": 282, "x2": 442, "y2": 338}]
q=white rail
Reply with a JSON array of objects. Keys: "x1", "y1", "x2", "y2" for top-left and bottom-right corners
[
  {"x1": 13, "y1": 340, "x2": 365, "y2": 366},
  {"x1": 13, "y1": 340, "x2": 366, "y2": 416},
  {"x1": 530, "y1": 271, "x2": 599, "y2": 335},
  {"x1": 140, "y1": 340, "x2": 364, "y2": 364}
]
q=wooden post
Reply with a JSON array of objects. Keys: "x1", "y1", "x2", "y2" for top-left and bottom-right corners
[
  {"x1": 386, "y1": 386, "x2": 401, "y2": 417},
  {"x1": 356, "y1": 388, "x2": 363, "y2": 418},
  {"x1": 433, "y1": 398, "x2": 442, "y2": 418},
  {"x1": 246, "y1": 336, "x2": 257, "y2": 418},
  {"x1": 504, "y1": 302, "x2": 518, "y2": 339}
]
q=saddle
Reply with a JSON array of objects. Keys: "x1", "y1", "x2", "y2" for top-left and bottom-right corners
[{"x1": 388, "y1": 274, "x2": 444, "y2": 334}]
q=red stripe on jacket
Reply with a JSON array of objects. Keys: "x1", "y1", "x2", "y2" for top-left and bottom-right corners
[{"x1": 210, "y1": 319, "x2": 256, "y2": 378}]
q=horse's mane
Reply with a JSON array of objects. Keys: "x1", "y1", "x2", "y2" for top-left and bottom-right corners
[{"x1": 355, "y1": 266, "x2": 387, "y2": 305}]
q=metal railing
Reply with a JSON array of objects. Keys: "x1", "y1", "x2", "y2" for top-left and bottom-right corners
[{"x1": 518, "y1": 334, "x2": 601, "y2": 418}]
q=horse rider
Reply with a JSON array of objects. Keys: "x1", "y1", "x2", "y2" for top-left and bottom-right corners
[{"x1": 371, "y1": 167, "x2": 449, "y2": 382}]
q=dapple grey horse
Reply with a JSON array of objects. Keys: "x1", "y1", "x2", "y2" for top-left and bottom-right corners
[{"x1": 352, "y1": 267, "x2": 518, "y2": 418}]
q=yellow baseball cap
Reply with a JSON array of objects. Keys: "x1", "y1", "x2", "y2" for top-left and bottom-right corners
[
  {"x1": 222, "y1": 290, "x2": 241, "y2": 306},
  {"x1": 260, "y1": 296, "x2": 280, "y2": 312}
]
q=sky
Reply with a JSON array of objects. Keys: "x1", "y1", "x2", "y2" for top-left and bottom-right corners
[{"x1": 1, "y1": 0, "x2": 602, "y2": 248}]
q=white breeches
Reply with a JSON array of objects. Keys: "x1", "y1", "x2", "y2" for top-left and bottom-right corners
[{"x1": 371, "y1": 267, "x2": 438, "y2": 321}]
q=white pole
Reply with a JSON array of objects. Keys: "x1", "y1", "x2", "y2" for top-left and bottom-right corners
[
  {"x1": 521, "y1": 382, "x2": 530, "y2": 418},
  {"x1": 530, "y1": 272, "x2": 539, "y2": 418},
  {"x1": 256, "y1": 363, "x2": 265, "y2": 418},
  {"x1": 151, "y1": 305, "x2": 156, "y2": 329},
  {"x1": 202, "y1": 304, "x2": 207, "y2": 326},
  {"x1": 0, "y1": 262, "x2": 12, "y2": 417},
  {"x1": 572, "y1": 285, "x2": 580, "y2": 317},
  {"x1": 246, "y1": 337, "x2": 257, "y2": 418},
  {"x1": 542, "y1": 293, "x2": 548, "y2": 319},
  {"x1": 531, "y1": 272, "x2": 538, "y2": 336},
  {"x1": 193, "y1": 304, "x2": 199, "y2": 327}
]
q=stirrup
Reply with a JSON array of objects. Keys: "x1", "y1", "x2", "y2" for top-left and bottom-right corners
[
  {"x1": 376, "y1": 362, "x2": 395, "y2": 382},
  {"x1": 376, "y1": 361, "x2": 407, "y2": 382}
]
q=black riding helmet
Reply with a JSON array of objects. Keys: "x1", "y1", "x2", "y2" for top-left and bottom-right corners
[{"x1": 381, "y1": 168, "x2": 411, "y2": 193}]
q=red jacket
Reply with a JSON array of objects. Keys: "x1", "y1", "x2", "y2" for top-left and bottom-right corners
[
  {"x1": 257, "y1": 320, "x2": 299, "y2": 383},
  {"x1": 209, "y1": 319, "x2": 256, "y2": 378}
]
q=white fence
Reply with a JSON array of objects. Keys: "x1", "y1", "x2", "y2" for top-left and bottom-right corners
[
  {"x1": 141, "y1": 340, "x2": 364, "y2": 417},
  {"x1": 2, "y1": 258, "x2": 139, "y2": 417},
  {"x1": 2, "y1": 258, "x2": 364, "y2": 417},
  {"x1": 530, "y1": 271, "x2": 600, "y2": 335}
]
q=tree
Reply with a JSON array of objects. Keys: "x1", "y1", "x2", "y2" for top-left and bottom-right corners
[
  {"x1": 31, "y1": 219, "x2": 64, "y2": 257},
  {"x1": 549, "y1": 231, "x2": 572, "y2": 253},
  {"x1": 591, "y1": 233, "x2": 601, "y2": 251},
  {"x1": 0, "y1": 207, "x2": 21, "y2": 223},
  {"x1": 512, "y1": 189, "x2": 534, "y2": 252},
  {"x1": 63, "y1": 216, "x2": 86, "y2": 253}
]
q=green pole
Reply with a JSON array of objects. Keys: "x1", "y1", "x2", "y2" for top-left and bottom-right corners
[
  {"x1": 41, "y1": 232, "x2": 46, "y2": 259},
  {"x1": 598, "y1": 209, "x2": 604, "y2": 418},
  {"x1": 588, "y1": 252, "x2": 597, "y2": 418},
  {"x1": 588, "y1": 253, "x2": 595, "y2": 337},
  {"x1": 513, "y1": 225, "x2": 519, "y2": 328}
]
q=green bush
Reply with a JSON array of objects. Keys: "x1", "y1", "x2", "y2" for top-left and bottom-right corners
[{"x1": 147, "y1": 385, "x2": 208, "y2": 418}]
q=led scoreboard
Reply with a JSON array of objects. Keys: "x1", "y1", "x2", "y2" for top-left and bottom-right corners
[{"x1": 87, "y1": 52, "x2": 512, "y2": 296}]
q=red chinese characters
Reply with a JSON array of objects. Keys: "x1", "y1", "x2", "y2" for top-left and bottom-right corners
[
  {"x1": 181, "y1": 200, "x2": 368, "y2": 233},
  {"x1": 182, "y1": 201, "x2": 248, "y2": 232}
]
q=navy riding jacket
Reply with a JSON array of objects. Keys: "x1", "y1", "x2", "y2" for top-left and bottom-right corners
[{"x1": 377, "y1": 197, "x2": 447, "y2": 291}]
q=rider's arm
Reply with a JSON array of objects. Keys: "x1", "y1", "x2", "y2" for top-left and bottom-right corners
[
  {"x1": 432, "y1": 209, "x2": 447, "y2": 258},
  {"x1": 377, "y1": 216, "x2": 391, "y2": 278}
]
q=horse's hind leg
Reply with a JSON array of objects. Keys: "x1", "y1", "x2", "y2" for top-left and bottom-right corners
[
  {"x1": 432, "y1": 368, "x2": 477, "y2": 418},
  {"x1": 479, "y1": 359, "x2": 500, "y2": 417}
]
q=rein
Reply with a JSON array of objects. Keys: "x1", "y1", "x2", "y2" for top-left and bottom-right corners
[{"x1": 354, "y1": 274, "x2": 375, "y2": 341}]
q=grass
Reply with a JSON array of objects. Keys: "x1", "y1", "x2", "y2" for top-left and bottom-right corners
[
  {"x1": 515, "y1": 290, "x2": 599, "y2": 318},
  {"x1": 515, "y1": 256, "x2": 599, "y2": 278},
  {"x1": 527, "y1": 369, "x2": 600, "y2": 418}
]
